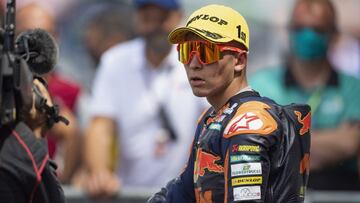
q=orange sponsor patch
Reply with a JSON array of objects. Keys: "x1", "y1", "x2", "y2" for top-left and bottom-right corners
[
  {"x1": 223, "y1": 101, "x2": 277, "y2": 138},
  {"x1": 294, "y1": 111, "x2": 311, "y2": 136},
  {"x1": 299, "y1": 153, "x2": 310, "y2": 174}
]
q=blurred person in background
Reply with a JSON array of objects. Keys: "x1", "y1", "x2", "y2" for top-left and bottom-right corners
[
  {"x1": 73, "y1": 2, "x2": 135, "y2": 131},
  {"x1": 16, "y1": 2, "x2": 82, "y2": 184},
  {"x1": 250, "y1": 0, "x2": 360, "y2": 190},
  {"x1": 71, "y1": 1, "x2": 136, "y2": 187},
  {"x1": 328, "y1": 0, "x2": 360, "y2": 78},
  {"x1": 329, "y1": 29, "x2": 360, "y2": 78},
  {"x1": 81, "y1": 0, "x2": 206, "y2": 198},
  {"x1": 83, "y1": 3, "x2": 135, "y2": 67}
]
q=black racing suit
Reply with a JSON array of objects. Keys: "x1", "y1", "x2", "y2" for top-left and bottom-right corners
[
  {"x1": 0, "y1": 122, "x2": 65, "y2": 203},
  {"x1": 148, "y1": 91, "x2": 311, "y2": 202}
]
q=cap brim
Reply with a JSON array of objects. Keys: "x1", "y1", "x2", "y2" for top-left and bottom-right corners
[{"x1": 168, "y1": 26, "x2": 232, "y2": 44}]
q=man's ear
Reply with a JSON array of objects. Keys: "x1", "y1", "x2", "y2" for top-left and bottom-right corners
[{"x1": 234, "y1": 52, "x2": 247, "y2": 72}]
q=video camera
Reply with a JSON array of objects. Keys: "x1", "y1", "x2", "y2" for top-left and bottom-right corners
[{"x1": 0, "y1": 0, "x2": 68, "y2": 128}]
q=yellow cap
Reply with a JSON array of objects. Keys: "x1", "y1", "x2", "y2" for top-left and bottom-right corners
[{"x1": 168, "y1": 4, "x2": 250, "y2": 50}]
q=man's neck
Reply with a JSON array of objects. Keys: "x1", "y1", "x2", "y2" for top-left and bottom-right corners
[
  {"x1": 208, "y1": 78, "x2": 249, "y2": 112},
  {"x1": 290, "y1": 58, "x2": 332, "y2": 90}
]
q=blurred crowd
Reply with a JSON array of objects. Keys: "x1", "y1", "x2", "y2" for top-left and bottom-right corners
[{"x1": 0, "y1": 0, "x2": 360, "y2": 199}]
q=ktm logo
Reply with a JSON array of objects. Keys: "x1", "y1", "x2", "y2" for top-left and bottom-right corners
[
  {"x1": 294, "y1": 111, "x2": 311, "y2": 136},
  {"x1": 194, "y1": 149, "x2": 223, "y2": 178}
]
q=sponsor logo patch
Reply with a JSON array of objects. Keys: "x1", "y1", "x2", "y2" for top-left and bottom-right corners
[
  {"x1": 192, "y1": 27, "x2": 224, "y2": 40},
  {"x1": 231, "y1": 162, "x2": 262, "y2": 177},
  {"x1": 186, "y1": 14, "x2": 228, "y2": 26},
  {"x1": 225, "y1": 112, "x2": 263, "y2": 134},
  {"x1": 231, "y1": 144, "x2": 260, "y2": 153},
  {"x1": 233, "y1": 186, "x2": 261, "y2": 201},
  {"x1": 223, "y1": 101, "x2": 277, "y2": 138},
  {"x1": 208, "y1": 123, "x2": 222, "y2": 131},
  {"x1": 232, "y1": 176, "x2": 262, "y2": 186},
  {"x1": 216, "y1": 115, "x2": 226, "y2": 122},
  {"x1": 223, "y1": 103, "x2": 238, "y2": 114},
  {"x1": 230, "y1": 154, "x2": 260, "y2": 163}
]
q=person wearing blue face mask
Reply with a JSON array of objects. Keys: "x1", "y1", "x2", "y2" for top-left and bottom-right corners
[
  {"x1": 290, "y1": 27, "x2": 332, "y2": 61},
  {"x1": 250, "y1": 0, "x2": 360, "y2": 190}
]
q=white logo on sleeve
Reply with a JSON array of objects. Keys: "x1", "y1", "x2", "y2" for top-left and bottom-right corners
[
  {"x1": 224, "y1": 112, "x2": 263, "y2": 136},
  {"x1": 233, "y1": 186, "x2": 261, "y2": 201},
  {"x1": 231, "y1": 162, "x2": 262, "y2": 177}
]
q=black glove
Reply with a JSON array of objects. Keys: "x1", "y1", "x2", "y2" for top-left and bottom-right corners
[
  {"x1": 146, "y1": 178, "x2": 179, "y2": 203},
  {"x1": 32, "y1": 77, "x2": 69, "y2": 128},
  {"x1": 146, "y1": 187, "x2": 167, "y2": 203}
]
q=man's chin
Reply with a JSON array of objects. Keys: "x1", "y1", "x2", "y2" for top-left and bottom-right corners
[{"x1": 192, "y1": 89, "x2": 208, "y2": 97}]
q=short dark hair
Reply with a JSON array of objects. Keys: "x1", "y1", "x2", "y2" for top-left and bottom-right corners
[
  {"x1": 290, "y1": 0, "x2": 338, "y2": 33},
  {"x1": 85, "y1": 4, "x2": 134, "y2": 39},
  {"x1": 134, "y1": 0, "x2": 180, "y2": 10}
]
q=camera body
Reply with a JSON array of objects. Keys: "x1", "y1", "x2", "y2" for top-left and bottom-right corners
[
  {"x1": 0, "y1": 0, "x2": 67, "y2": 128},
  {"x1": 0, "y1": 0, "x2": 34, "y2": 127}
]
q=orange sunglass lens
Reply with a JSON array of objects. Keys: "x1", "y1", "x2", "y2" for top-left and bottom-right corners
[{"x1": 178, "y1": 42, "x2": 221, "y2": 65}]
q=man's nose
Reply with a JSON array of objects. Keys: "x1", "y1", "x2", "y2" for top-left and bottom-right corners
[{"x1": 188, "y1": 52, "x2": 202, "y2": 69}]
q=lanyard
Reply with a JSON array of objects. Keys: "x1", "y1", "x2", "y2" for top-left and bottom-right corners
[
  {"x1": 141, "y1": 62, "x2": 177, "y2": 140},
  {"x1": 306, "y1": 87, "x2": 323, "y2": 114}
]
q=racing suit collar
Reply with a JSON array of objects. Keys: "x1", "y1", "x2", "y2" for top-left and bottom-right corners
[
  {"x1": 209, "y1": 90, "x2": 260, "y2": 118},
  {"x1": 229, "y1": 90, "x2": 260, "y2": 103}
]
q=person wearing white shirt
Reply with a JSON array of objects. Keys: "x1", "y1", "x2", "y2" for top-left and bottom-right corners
[{"x1": 80, "y1": 0, "x2": 207, "y2": 197}]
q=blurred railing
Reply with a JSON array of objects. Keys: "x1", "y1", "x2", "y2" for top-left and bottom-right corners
[
  {"x1": 305, "y1": 190, "x2": 360, "y2": 203},
  {"x1": 63, "y1": 185, "x2": 360, "y2": 203},
  {"x1": 63, "y1": 185, "x2": 155, "y2": 203}
]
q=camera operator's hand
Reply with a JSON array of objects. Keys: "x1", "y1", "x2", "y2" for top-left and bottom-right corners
[{"x1": 26, "y1": 78, "x2": 53, "y2": 139}]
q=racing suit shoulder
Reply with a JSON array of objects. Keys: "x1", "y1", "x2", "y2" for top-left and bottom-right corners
[
  {"x1": 223, "y1": 100, "x2": 279, "y2": 138},
  {"x1": 282, "y1": 103, "x2": 311, "y2": 136}
]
